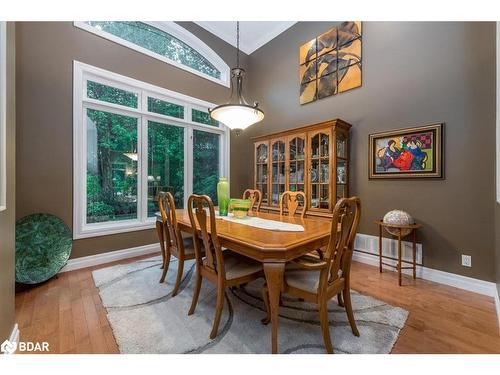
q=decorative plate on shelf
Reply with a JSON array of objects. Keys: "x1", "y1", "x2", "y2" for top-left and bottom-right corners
[{"x1": 15, "y1": 213, "x2": 72, "y2": 284}]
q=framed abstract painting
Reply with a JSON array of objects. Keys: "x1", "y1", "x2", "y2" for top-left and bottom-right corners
[{"x1": 369, "y1": 123, "x2": 444, "y2": 179}]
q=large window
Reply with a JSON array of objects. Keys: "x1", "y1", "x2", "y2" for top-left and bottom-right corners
[
  {"x1": 74, "y1": 61, "x2": 230, "y2": 239},
  {"x1": 74, "y1": 21, "x2": 230, "y2": 87}
]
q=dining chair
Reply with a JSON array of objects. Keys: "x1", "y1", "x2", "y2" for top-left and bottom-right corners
[
  {"x1": 187, "y1": 194, "x2": 264, "y2": 339},
  {"x1": 242, "y1": 188, "x2": 262, "y2": 212},
  {"x1": 157, "y1": 191, "x2": 197, "y2": 296},
  {"x1": 279, "y1": 191, "x2": 307, "y2": 218},
  {"x1": 262, "y1": 196, "x2": 361, "y2": 353}
]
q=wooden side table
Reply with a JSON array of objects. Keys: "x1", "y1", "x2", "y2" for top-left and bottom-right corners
[{"x1": 374, "y1": 220, "x2": 422, "y2": 286}]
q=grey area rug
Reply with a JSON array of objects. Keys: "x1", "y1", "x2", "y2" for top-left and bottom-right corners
[{"x1": 92, "y1": 256, "x2": 408, "y2": 354}]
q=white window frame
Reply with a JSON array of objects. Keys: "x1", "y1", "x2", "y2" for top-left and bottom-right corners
[
  {"x1": 74, "y1": 21, "x2": 230, "y2": 88},
  {"x1": 73, "y1": 61, "x2": 230, "y2": 239},
  {"x1": 0, "y1": 22, "x2": 6, "y2": 212}
]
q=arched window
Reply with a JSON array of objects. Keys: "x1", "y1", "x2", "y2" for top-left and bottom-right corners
[{"x1": 75, "y1": 21, "x2": 230, "y2": 87}]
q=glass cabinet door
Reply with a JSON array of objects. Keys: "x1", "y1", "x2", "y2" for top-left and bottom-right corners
[
  {"x1": 335, "y1": 131, "x2": 348, "y2": 202},
  {"x1": 255, "y1": 142, "x2": 269, "y2": 205},
  {"x1": 287, "y1": 135, "x2": 306, "y2": 194},
  {"x1": 309, "y1": 130, "x2": 331, "y2": 210},
  {"x1": 270, "y1": 139, "x2": 286, "y2": 206}
]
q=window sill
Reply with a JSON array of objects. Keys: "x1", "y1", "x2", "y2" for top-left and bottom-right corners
[{"x1": 74, "y1": 218, "x2": 157, "y2": 240}]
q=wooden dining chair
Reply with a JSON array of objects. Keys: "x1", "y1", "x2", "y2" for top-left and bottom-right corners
[
  {"x1": 187, "y1": 194, "x2": 264, "y2": 339},
  {"x1": 262, "y1": 196, "x2": 361, "y2": 354},
  {"x1": 242, "y1": 188, "x2": 262, "y2": 212},
  {"x1": 279, "y1": 191, "x2": 306, "y2": 218},
  {"x1": 157, "y1": 191, "x2": 197, "y2": 296}
]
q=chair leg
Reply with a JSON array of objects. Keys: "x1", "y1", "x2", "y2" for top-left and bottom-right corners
[
  {"x1": 159, "y1": 250, "x2": 171, "y2": 284},
  {"x1": 319, "y1": 299, "x2": 334, "y2": 354},
  {"x1": 188, "y1": 269, "x2": 202, "y2": 315},
  {"x1": 210, "y1": 283, "x2": 225, "y2": 339},
  {"x1": 172, "y1": 257, "x2": 184, "y2": 296},
  {"x1": 156, "y1": 220, "x2": 166, "y2": 270},
  {"x1": 337, "y1": 293, "x2": 344, "y2": 307},
  {"x1": 261, "y1": 286, "x2": 271, "y2": 325},
  {"x1": 343, "y1": 288, "x2": 359, "y2": 337}
]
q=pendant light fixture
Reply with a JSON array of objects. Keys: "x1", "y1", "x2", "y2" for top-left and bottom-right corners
[{"x1": 209, "y1": 21, "x2": 264, "y2": 134}]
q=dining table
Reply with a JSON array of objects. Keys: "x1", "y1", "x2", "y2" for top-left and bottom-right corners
[{"x1": 161, "y1": 209, "x2": 332, "y2": 354}]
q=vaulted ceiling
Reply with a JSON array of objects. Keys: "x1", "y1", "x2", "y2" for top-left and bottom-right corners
[{"x1": 195, "y1": 21, "x2": 296, "y2": 55}]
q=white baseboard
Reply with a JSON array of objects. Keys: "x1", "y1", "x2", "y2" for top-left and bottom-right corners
[
  {"x1": 355, "y1": 232, "x2": 423, "y2": 265},
  {"x1": 2, "y1": 323, "x2": 19, "y2": 354},
  {"x1": 60, "y1": 243, "x2": 161, "y2": 273},
  {"x1": 352, "y1": 250, "x2": 498, "y2": 297}
]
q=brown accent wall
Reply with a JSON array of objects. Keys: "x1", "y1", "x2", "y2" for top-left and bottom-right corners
[
  {"x1": 235, "y1": 22, "x2": 496, "y2": 281},
  {"x1": 0, "y1": 22, "x2": 16, "y2": 340},
  {"x1": 15, "y1": 22, "x2": 248, "y2": 259}
]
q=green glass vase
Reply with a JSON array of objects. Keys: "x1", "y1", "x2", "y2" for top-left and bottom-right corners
[{"x1": 217, "y1": 177, "x2": 230, "y2": 216}]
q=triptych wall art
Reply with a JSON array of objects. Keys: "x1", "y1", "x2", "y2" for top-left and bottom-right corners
[{"x1": 299, "y1": 21, "x2": 362, "y2": 105}]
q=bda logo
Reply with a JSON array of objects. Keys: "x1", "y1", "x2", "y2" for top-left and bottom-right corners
[
  {"x1": 1, "y1": 339, "x2": 49, "y2": 353},
  {"x1": 1, "y1": 339, "x2": 17, "y2": 354}
]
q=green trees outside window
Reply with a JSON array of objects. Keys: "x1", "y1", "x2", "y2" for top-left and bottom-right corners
[
  {"x1": 148, "y1": 121, "x2": 184, "y2": 215},
  {"x1": 192, "y1": 108, "x2": 219, "y2": 127},
  {"x1": 148, "y1": 97, "x2": 184, "y2": 118},
  {"x1": 193, "y1": 130, "x2": 220, "y2": 204},
  {"x1": 87, "y1": 80, "x2": 138, "y2": 108},
  {"x1": 85, "y1": 21, "x2": 221, "y2": 79},
  {"x1": 86, "y1": 109, "x2": 138, "y2": 223}
]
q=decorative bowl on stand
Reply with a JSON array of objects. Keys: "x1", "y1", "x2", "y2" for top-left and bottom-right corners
[
  {"x1": 383, "y1": 210, "x2": 415, "y2": 236},
  {"x1": 229, "y1": 199, "x2": 252, "y2": 219}
]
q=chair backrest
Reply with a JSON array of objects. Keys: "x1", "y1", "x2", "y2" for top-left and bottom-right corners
[
  {"x1": 158, "y1": 191, "x2": 183, "y2": 254},
  {"x1": 322, "y1": 197, "x2": 361, "y2": 286},
  {"x1": 242, "y1": 189, "x2": 262, "y2": 212},
  {"x1": 187, "y1": 194, "x2": 224, "y2": 276},
  {"x1": 279, "y1": 191, "x2": 306, "y2": 218}
]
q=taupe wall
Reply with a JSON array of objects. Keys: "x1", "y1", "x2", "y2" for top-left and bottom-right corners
[
  {"x1": 15, "y1": 21, "x2": 498, "y2": 282},
  {"x1": 16, "y1": 22, "x2": 247, "y2": 259},
  {"x1": 0, "y1": 23, "x2": 16, "y2": 340},
  {"x1": 235, "y1": 22, "x2": 496, "y2": 281}
]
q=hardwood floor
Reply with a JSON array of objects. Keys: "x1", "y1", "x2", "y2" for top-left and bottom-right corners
[{"x1": 15, "y1": 254, "x2": 500, "y2": 354}]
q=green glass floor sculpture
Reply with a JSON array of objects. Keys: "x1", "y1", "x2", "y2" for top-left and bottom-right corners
[{"x1": 16, "y1": 213, "x2": 72, "y2": 284}]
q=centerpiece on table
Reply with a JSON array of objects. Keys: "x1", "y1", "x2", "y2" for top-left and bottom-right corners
[
  {"x1": 217, "y1": 177, "x2": 230, "y2": 216},
  {"x1": 229, "y1": 199, "x2": 252, "y2": 219},
  {"x1": 217, "y1": 177, "x2": 252, "y2": 218}
]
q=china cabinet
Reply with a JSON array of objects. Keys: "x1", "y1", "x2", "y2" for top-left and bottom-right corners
[{"x1": 252, "y1": 119, "x2": 351, "y2": 217}]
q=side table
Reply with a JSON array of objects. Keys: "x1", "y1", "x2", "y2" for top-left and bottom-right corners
[{"x1": 374, "y1": 220, "x2": 422, "y2": 286}]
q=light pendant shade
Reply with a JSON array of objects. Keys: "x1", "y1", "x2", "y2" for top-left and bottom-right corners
[
  {"x1": 209, "y1": 23, "x2": 264, "y2": 134},
  {"x1": 210, "y1": 104, "x2": 264, "y2": 131}
]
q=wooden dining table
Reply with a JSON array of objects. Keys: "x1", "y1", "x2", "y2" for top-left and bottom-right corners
[{"x1": 166, "y1": 209, "x2": 332, "y2": 354}]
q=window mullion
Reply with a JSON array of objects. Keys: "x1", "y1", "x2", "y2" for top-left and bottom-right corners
[
  {"x1": 139, "y1": 116, "x2": 148, "y2": 222},
  {"x1": 186, "y1": 126, "x2": 193, "y2": 208}
]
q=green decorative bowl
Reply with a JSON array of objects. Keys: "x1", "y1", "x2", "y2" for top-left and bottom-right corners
[
  {"x1": 16, "y1": 213, "x2": 72, "y2": 284},
  {"x1": 229, "y1": 199, "x2": 252, "y2": 219}
]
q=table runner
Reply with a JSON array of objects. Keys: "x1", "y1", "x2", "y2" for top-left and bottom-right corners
[{"x1": 215, "y1": 213, "x2": 304, "y2": 232}]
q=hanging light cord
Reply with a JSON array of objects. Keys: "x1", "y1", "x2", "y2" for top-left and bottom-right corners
[{"x1": 236, "y1": 21, "x2": 240, "y2": 68}]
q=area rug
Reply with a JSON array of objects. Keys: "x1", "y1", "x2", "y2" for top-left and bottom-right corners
[{"x1": 92, "y1": 256, "x2": 408, "y2": 354}]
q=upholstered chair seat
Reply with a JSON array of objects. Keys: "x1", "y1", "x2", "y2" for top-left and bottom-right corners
[{"x1": 222, "y1": 252, "x2": 262, "y2": 280}]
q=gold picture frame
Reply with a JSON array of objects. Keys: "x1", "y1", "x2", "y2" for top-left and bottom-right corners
[{"x1": 368, "y1": 123, "x2": 444, "y2": 179}]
